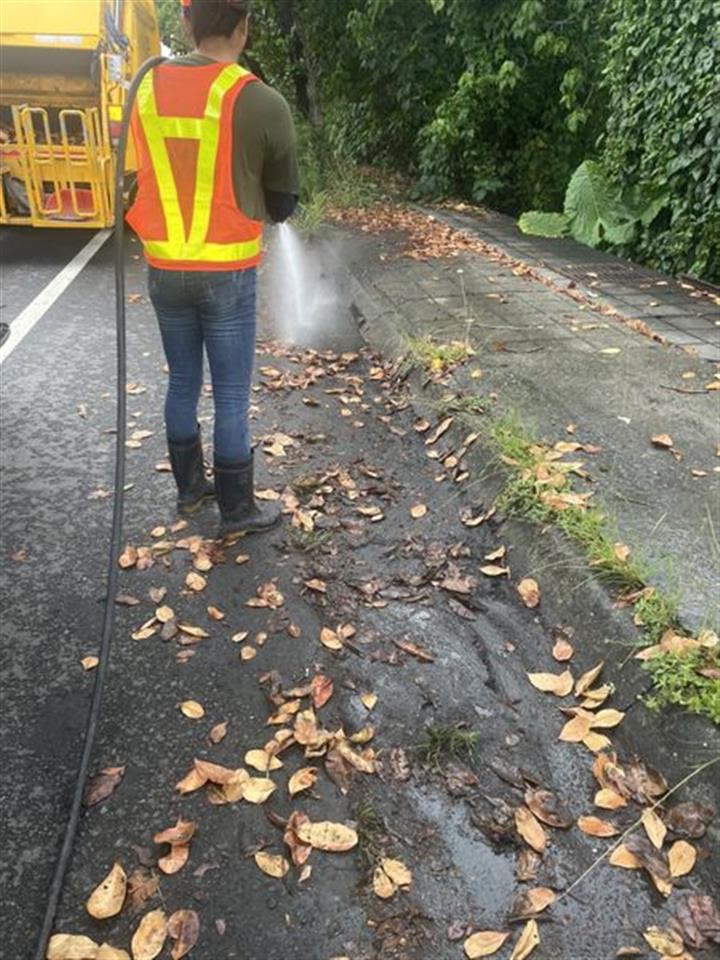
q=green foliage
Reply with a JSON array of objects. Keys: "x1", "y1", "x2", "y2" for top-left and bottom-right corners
[
  {"x1": 518, "y1": 211, "x2": 570, "y2": 238},
  {"x1": 155, "y1": 0, "x2": 190, "y2": 54},
  {"x1": 419, "y1": 723, "x2": 479, "y2": 767},
  {"x1": 645, "y1": 650, "x2": 720, "y2": 725},
  {"x1": 601, "y1": 0, "x2": 720, "y2": 280}
]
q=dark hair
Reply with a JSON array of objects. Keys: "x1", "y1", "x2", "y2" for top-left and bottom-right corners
[{"x1": 186, "y1": 0, "x2": 250, "y2": 44}]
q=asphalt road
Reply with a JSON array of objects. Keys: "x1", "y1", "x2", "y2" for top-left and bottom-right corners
[{"x1": 1, "y1": 227, "x2": 717, "y2": 960}]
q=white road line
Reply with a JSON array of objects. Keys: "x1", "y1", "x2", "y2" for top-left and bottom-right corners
[{"x1": 0, "y1": 228, "x2": 112, "y2": 366}]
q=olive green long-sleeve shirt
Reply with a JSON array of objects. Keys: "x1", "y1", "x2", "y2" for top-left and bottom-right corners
[{"x1": 171, "y1": 53, "x2": 300, "y2": 222}]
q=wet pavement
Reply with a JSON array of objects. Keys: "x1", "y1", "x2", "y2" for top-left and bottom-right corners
[{"x1": 0, "y1": 227, "x2": 718, "y2": 960}]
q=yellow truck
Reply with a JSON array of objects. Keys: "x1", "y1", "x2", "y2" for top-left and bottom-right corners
[{"x1": 0, "y1": 0, "x2": 161, "y2": 228}]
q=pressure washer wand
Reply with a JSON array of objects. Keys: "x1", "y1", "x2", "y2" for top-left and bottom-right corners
[{"x1": 33, "y1": 55, "x2": 165, "y2": 960}]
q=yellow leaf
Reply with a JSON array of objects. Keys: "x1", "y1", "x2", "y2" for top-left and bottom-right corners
[
  {"x1": 97, "y1": 947, "x2": 130, "y2": 960},
  {"x1": 179, "y1": 700, "x2": 204, "y2": 719},
  {"x1": 372, "y1": 866, "x2": 396, "y2": 899},
  {"x1": 594, "y1": 788, "x2": 626, "y2": 810},
  {"x1": 184, "y1": 571, "x2": 207, "y2": 592},
  {"x1": 156, "y1": 605, "x2": 174, "y2": 623},
  {"x1": 288, "y1": 766, "x2": 318, "y2": 796},
  {"x1": 381, "y1": 858, "x2": 412, "y2": 887},
  {"x1": 242, "y1": 777, "x2": 277, "y2": 804},
  {"x1": 514, "y1": 806, "x2": 548, "y2": 853},
  {"x1": 177, "y1": 623, "x2": 209, "y2": 639},
  {"x1": 81, "y1": 656, "x2": 99, "y2": 671},
  {"x1": 577, "y1": 815, "x2": 619, "y2": 837},
  {"x1": 643, "y1": 926, "x2": 685, "y2": 957},
  {"x1": 480, "y1": 564, "x2": 510, "y2": 577},
  {"x1": 588, "y1": 708, "x2": 625, "y2": 729},
  {"x1": 509, "y1": 919, "x2": 540, "y2": 960},
  {"x1": 582, "y1": 732, "x2": 613, "y2": 753},
  {"x1": 207, "y1": 605, "x2": 225, "y2": 621},
  {"x1": 609, "y1": 844, "x2": 641, "y2": 869},
  {"x1": 484, "y1": 546, "x2": 506, "y2": 561},
  {"x1": 240, "y1": 645, "x2": 257, "y2": 661},
  {"x1": 517, "y1": 578, "x2": 540, "y2": 608},
  {"x1": 559, "y1": 715, "x2": 592, "y2": 742},
  {"x1": 47, "y1": 934, "x2": 100, "y2": 959},
  {"x1": 245, "y1": 749, "x2": 283, "y2": 772},
  {"x1": 131, "y1": 909, "x2": 167, "y2": 960},
  {"x1": 296, "y1": 820, "x2": 359, "y2": 852},
  {"x1": 575, "y1": 661, "x2": 604, "y2": 695},
  {"x1": 668, "y1": 840, "x2": 696, "y2": 878},
  {"x1": 527, "y1": 670, "x2": 573, "y2": 697},
  {"x1": 360, "y1": 692, "x2": 378, "y2": 710},
  {"x1": 320, "y1": 627, "x2": 343, "y2": 650},
  {"x1": 642, "y1": 808, "x2": 667, "y2": 850},
  {"x1": 464, "y1": 931, "x2": 510, "y2": 958},
  {"x1": 86, "y1": 862, "x2": 127, "y2": 919},
  {"x1": 254, "y1": 851, "x2": 289, "y2": 878}
]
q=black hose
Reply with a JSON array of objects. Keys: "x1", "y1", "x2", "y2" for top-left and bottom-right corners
[{"x1": 33, "y1": 55, "x2": 165, "y2": 960}]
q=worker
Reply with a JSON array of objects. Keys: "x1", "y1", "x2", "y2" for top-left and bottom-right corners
[{"x1": 127, "y1": 0, "x2": 299, "y2": 535}]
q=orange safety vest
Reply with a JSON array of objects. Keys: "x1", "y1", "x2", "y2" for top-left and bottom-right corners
[{"x1": 127, "y1": 62, "x2": 263, "y2": 271}]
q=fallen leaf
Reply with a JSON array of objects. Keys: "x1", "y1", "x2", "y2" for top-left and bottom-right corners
[
  {"x1": 209, "y1": 722, "x2": 228, "y2": 744},
  {"x1": 235, "y1": 553, "x2": 250, "y2": 565},
  {"x1": 671, "y1": 893, "x2": 720, "y2": 949},
  {"x1": 254, "y1": 851, "x2": 290, "y2": 878},
  {"x1": 288, "y1": 767, "x2": 318, "y2": 796},
  {"x1": 84, "y1": 766, "x2": 125, "y2": 807},
  {"x1": 311, "y1": 674, "x2": 334, "y2": 709},
  {"x1": 527, "y1": 670, "x2": 573, "y2": 697},
  {"x1": 575, "y1": 661, "x2": 604, "y2": 695},
  {"x1": 81, "y1": 656, "x2": 99, "y2": 671},
  {"x1": 525, "y1": 788, "x2": 573, "y2": 829},
  {"x1": 382, "y1": 858, "x2": 412, "y2": 887},
  {"x1": 665, "y1": 801, "x2": 715, "y2": 838},
  {"x1": 480, "y1": 564, "x2": 510, "y2": 577},
  {"x1": 296, "y1": 820, "x2": 358, "y2": 852},
  {"x1": 588, "y1": 708, "x2": 625, "y2": 729},
  {"x1": 394, "y1": 638, "x2": 435, "y2": 662},
  {"x1": 517, "y1": 578, "x2": 540, "y2": 608},
  {"x1": 206, "y1": 605, "x2": 225, "y2": 621},
  {"x1": 594, "y1": 788, "x2": 627, "y2": 810},
  {"x1": 552, "y1": 636, "x2": 574, "y2": 661},
  {"x1": 410, "y1": 503, "x2": 428, "y2": 518},
  {"x1": 651, "y1": 434, "x2": 674, "y2": 449},
  {"x1": 320, "y1": 627, "x2": 343, "y2": 651},
  {"x1": 127, "y1": 869, "x2": 160, "y2": 913},
  {"x1": 510, "y1": 887, "x2": 556, "y2": 918},
  {"x1": 47, "y1": 935, "x2": 100, "y2": 959},
  {"x1": 643, "y1": 926, "x2": 685, "y2": 957},
  {"x1": 510, "y1": 919, "x2": 540, "y2": 960},
  {"x1": 577, "y1": 815, "x2": 619, "y2": 837},
  {"x1": 167, "y1": 910, "x2": 199, "y2": 960},
  {"x1": 242, "y1": 777, "x2": 277, "y2": 804},
  {"x1": 642, "y1": 808, "x2": 667, "y2": 850},
  {"x1": 179, "y1": 700, "x2": 204, "y2": 720},
  {"x1": 372, "y1": 866, "x2": 396, "y2": 899},
  {"x1": 609, "y1": 844, "x2": 642, "y2": 869},
  {"x1": 240, "y1": 645, "x2": 257, "y2": 661},
  {"x1": 515, "y1": 806, "x2": 548, "y2": 853},
  {"x1": 97, "y1": 947, "x2": 130, "y2": 960},
  {"x1": 559, "y1": 714, "x2": 592, "y2": 742},
  {"x1": 156, "y1": 605, "x2": 174, "y2": 623},
  {"x1": 184, "y1": 572, "x2": 206, "y2": 592},
  {"x1": 360, "y1": 692, "x2": 378, "y2": 710},
  {"x1": 668, "y1": 840, "x2": 697, "y2": 878},
  {"x1": 119, "y1": 545, "x2": 138, "y2": 569},
  {"x1": 245, "y1": 750, "x2": 283, "y2": 772},
  {"x1": 464, "y1": 931, "x2": 510, "y2": 958},
  {"x1": 131, "y1": 909, "x2": 167, "y2": 960},
  {"x1": 613, "y1": 542, "x2": 631, "y2": 563},
  {"x1": 86, "y1": 862, "x2": 127, "y2": 919}
]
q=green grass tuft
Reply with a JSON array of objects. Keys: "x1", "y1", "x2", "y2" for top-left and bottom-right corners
[
  {"x1": 354, "y1": 801, "x2": 386, "y2": 878},
  {"x1": 418, "y1": 723, "x2": 479, "y2": 768}
]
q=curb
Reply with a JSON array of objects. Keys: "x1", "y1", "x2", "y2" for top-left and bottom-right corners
[{"x1": 343, "y1": 261, "x2": 720, "y2": 759}]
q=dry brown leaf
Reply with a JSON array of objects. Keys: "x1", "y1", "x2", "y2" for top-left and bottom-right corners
[
  {"x1": 410, "y1": 503, "x2": 428, "y2": 518},
  {"x1": 209, "y1": 722, "x2": 227, "y2": 744},
  {"x1": 582, "y1": 732, "x2": 613, "y2": 753},
  {"x1": 245, "y1": 750, "x2": 283, "y2": 773},
  {"x1": 119, "y1": 545, "x2": 138, "y2": 569},
  {"x1": 515, "y1": 806, "x2": 548, "y2": 853},
  {"x1": 254, "y1": 851, "x2": 290, "y2": 878},
  {"x1": 372, "y1": 866, "x2": 396, "y2": 899},
  {"x1": 97, "y1": 947, "x2": 130, "y2": 960},
  {"x1": 510, "y1": 919, "x2": 540, "y2": 960},
  {"x1": 242, "y1": 777, "x2": 277, "y2": 804},
  {"x1": 575, "y1": 661, "x2": 604, "y2": 695},
  {"x1": 86, "y1": 862, "x2": 127, "y2": 919},
  {"x1": 296, "y1": 820, "x2": 358, "y2": 852},
  {"x1": 156, "y1": 605, "x2": 174, "y2": 623},
  {"x1": 184, "y1": 572, "x2": 206, "y2": 592},
  {"x1": 167, "y1": 910, "x2": 199, "y2": 960},
  {"x1": 47, "y1": 934, "x2": 100, "y2": 959},
  {"x1": 81, "y1": 656, "x2": 100, "y2": 671},
  {"x1": 288, "y1": 767, "x2": 318, "y2": 796},
  {"x1": 651, "y1": 434, "x2": 674, "y2": 449},
  {"x1": 193, "y1": 759, "x2": 240, "y2": 784},
  {"x1": 131, "y1": 909, "x2": 167, "y2": 960},
  {"x1": 588, "y1": 708, "x2": 625, "y2": 729},
  {"x1": 360, "y1": 692, "x2": 378, "y2": 710},
  {"x1": 510, "y1": 887, "x2": 556, "y2": 918},
  {"x1": 552, "y1": 636, "x2": 574, "y2": 661},
  {"x1": 305, "y1": 577, "x2": 327, "y2": 593},
  {"x1": 527, "y1": 670, "x2": 573, "y2": 697},
  {"x1": 577, "y1": 815, "x2": 619, "y2": 837},
  {"x1": 240, "y1": 645, "x2": 257, "y2": 661},
  {"x1": 320, "y1": 627, "x2": 343, "y2": 651},
  {"x1": 559, "y1": 715, "x2": 592, "y2": 742},
  {"x1": 517, "y1": 578, "x2": 540, "y2": 608},
  {"x1": 394, "y1": 638, "x2": 435, "y2": 662},
  {"x1": 609, "y1": 844, "x2": 642, "y2": 869},
  {"x1": 311, "y1": 674, "x2": 334, "y2": 709},
  {"x1": 381, "y1": 858, "x2": 412, "y2": 887},
  {"x1": 463, "y1": 931, "x2": 510, "y2": 958},
  {"x1": 235, "y1": 553, "x2": 250, "y2": 565},
  {"x1": 84, "y1": 766, "x2": 126, "y2": 807},
  {"x1": 668, "y1": 840, "x2": 696, "y2": 878},
  {"x1": 665, "y1": 801, "x2": 715, "y2": 839},
  {"x1": 206, "y1": 605, "x2": 225, "y2": 621},
  {"x1": 177, "y1": 624, "x2": 209, "y2": 639},
  {"x1": 594, "y1": 788, "x2": 627, "y2": 810},
  {"x1": 179, "y1": 700, "x2": 204, "y2": 720},
  {"x1": 642, "y1": 808, "x2": 667, "y2": 850},
  {"x1": 525, "y1": 788, "x2": 573, "y2": 829}
]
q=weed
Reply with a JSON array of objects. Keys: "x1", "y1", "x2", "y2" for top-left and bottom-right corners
[
  {"x1": 354, "y1": 801, "x2": 386, "y2": 878},
  {"x1": 418, "y1": 723, "x2": 479, "y2": 768},
  {"x1": 644, "y1": 649, "x2": 720, "y2": 723},
  {"x1": 632, "y1": 589, "x2": 680, "y2": 646},
  {"x1": 437, "y1": 393, "x2": 488, "y2": 424},
  {"x1": 286, "y1": 526, "x2": 332, "y2": 553},
  {"x1": 402, "y1": 335, "x2": 474, "y2": 377}
]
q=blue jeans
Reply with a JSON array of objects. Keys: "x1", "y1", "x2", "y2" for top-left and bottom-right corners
[{"x1": 148, "y1": 266, "x2": 256, "y2": 464}]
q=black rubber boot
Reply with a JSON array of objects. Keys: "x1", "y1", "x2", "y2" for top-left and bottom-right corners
[
  {"x1": 167, "y1": 434, "x2": 215, "y2": 516},
  {"x1": 215, "y1": 452, "x2": 281, "y2": 536}
]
